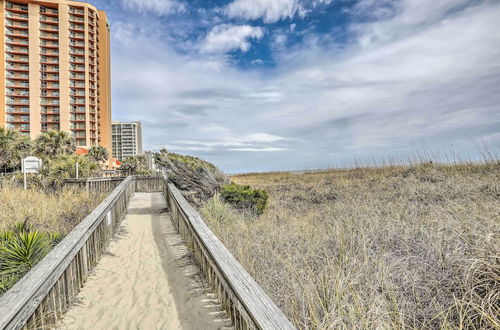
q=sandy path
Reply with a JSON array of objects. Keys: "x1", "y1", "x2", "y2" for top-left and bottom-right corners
[{"x1": 59, "y1": 193, "x2": 230, "y2": 330}]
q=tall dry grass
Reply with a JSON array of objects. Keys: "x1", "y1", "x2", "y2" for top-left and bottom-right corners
[
  {"x1": 202, "y1": 162, "x2": 499, "y2": 329},
  {"x1": 0, "y1": 187, "x2": 106, "y2": 234}
]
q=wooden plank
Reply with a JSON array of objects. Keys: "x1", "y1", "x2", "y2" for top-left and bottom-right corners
[
  {"x1": 167, "y1": 182, "x2": 296, "y2": 330},
  {"x1": 0, "y1": 177, "x2": 134, "y2": 330}
]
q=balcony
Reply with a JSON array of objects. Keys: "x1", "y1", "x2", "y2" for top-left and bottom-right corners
[
  {"x1": 6, "y1": 3, "x2": 28, "y2": 12},
  {"x1": 41, "y1": 104, "x2": 59, "y2": 111},
  {"x1": 6, "y1": 20, "x2": 29, "y2": 29},
  {"x1": 41, "y1": 92, "x2": 60, "y2": 97},
  {"x1": 41, "y1": 100, "x2": 60, "y2": 105},
  {"x1": 70, "y1": 74, "x2": 85, "y2": 80},
  {"x1": 6, "y1": 38, "x2": 29, "y2": 46},
  {"x1": 70, "y1": 41, "x2": 85, "y2": 48},
  {"x1": 7, "y1": 107, "x2": 29, "y2": 114},
  {"x1": 70, "y1": 98, "x2": 86, "y2": 104},
  {"x1": 41, "y1": 77, "x2": 59, "y2": 83},
  {"x1": 40, "y1": 16, "x2": 58, "y2": 24},
  {"x1": 70, "y1": 32, "x2": 85, "y2": 39},
  {"x1": 41, "y1": 67, "x2": 59, "y2": 73},
  {"x1": 5, "y1": 29, "x2": 29, "y2": 37},
  {"x1": 7, "y1": 73, "x2": 29, "y2": 79},
  {"x1": 40, "y1": 7, "x2": 58, "y2": 16},
  {"x1": 70, "y1": 48, "x2": 85, "y2": 55},
  {"x1": 70, "y1": 65, "x2": 85, "y2": 72},
  {"x1": 40, "y1": 41, "x2": 59, "y2": 48},
  {"x1": 7, "y1": 99, "x2": 30, "y2": 105},
  {"x1": 41, "y1": 58, "x2": 59, "y2": 64},
  {"x1": 6, "y1": 55, "x2": 29, "y2": 63},
  {"x1": 70, "y1": 7, "x2": 85, "y2": 15},
  {"x1": 69, "y1": 15, "x2": 85, "y2": 23},
  {"x1": 69, "y1": 23, "x2": 84, "y2": 31},
  {"x1": 6, "y1": 90, "x2": 29, "y2": 96},
  {"x1": 40, "y1": 24, "x2": 58, "y2": 32},
  {"x1": 70, "y1": 106, "x2": 86, "y2": 113},
  {"x1": 6, "y1": 12, "x2": 28, "y2": 20},
  {"x1": 6, "y1": 81, "x2": 29, "y2": 88},
  {"x1": 40, "y1": 33, "x2": 59, "y2": 40}
]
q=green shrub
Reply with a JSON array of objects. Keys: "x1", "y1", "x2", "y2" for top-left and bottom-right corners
[
  {"x1": 0, "y1": 221, "x2": 63, "y2": 294},
  {"x1": 200, "y1": 193, "x2": 233, "y2": 224},
  {"x1": 220, "y1": 183, "x2": 268, "y2": 215}
]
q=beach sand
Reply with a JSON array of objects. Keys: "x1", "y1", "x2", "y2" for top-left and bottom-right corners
[{"x1": 59, "y1": 193, "x2": 230, "y2": 330}]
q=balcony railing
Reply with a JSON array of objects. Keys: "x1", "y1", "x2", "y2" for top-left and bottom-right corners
[
  {"x1": 6, "y1": 29, "x2": 29, "y2": 37},
  {"x1": 6, "y1": 3, "x2": 28, "y2": 11},
  {"x1": 5, "y1": 12, "x2": 28, "y2": 20},
  {"x1": 6, "y1": 20, "x2": 28, "y2": 28},
  {"x1": 7, "y1": 99, "x2": 29, "y2": 105}
]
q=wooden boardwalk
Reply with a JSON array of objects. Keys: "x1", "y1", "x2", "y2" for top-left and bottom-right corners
[
  {"x1": 59, "y1": 193, "x2": 230, "y2": 330},
  {"x1": 0, "y1": 176, "x2": 295, "y2": 330}
]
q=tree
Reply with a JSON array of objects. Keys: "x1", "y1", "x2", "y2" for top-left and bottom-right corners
[
  {"x1": 0, "y1": 128, "x2": 33, "y2": 172},
  {"x1": 34, "y1": 131, "x2": 75, "y2": 159},
  {"x1": 39, "y1": 154, "x2": 99, "y2": 188},
  {"x1": 87, "y1": 145, "x2": 109, "y2": 163},
  {"x1": 120, "y1": 155, "x2": 151, "y2": 175},
  {"x1": 0, "y1": 128, "x2": 18, "y2": 172},
  {"x1": 8, "y1": 134, "x2": 32, "y2": 169}
]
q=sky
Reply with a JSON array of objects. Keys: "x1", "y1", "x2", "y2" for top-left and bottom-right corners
[{"x1": 91, "y1": 0, "x2": 500, "y2": 173}]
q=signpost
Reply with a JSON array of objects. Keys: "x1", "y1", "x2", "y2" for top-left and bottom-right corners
[{"x1": 21, "y1": 156, "x2": 42, "y2": 190}]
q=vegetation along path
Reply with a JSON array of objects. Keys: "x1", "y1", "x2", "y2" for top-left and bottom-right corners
[{"x1": 59, "y1": 192, "x2": 231, "y2": 330}]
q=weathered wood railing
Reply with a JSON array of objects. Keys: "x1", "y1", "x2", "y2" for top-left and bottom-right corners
[
  {"x1": 63, "y1": 177, "x2": 126, "y2": 192},
  {"x1": 160, "y1": 176, "x2": 296, "y2": 330},
  {"x1": 0, "y1": 177, "x2": 135, "y2": 330},
  {"x1": 0, "y1": 175, "x2": 295, "y2": 330}
]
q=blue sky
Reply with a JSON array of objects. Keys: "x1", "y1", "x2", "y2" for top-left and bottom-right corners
[{"x1": 91, "y1": 0, "x2": 499, "y2": 173}]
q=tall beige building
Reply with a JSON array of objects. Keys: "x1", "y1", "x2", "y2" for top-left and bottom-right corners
[{"x1": 0, "y1": 0, "x2": 111, "y2": 151}]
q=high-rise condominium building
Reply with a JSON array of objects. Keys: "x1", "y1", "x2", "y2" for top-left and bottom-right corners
[
  {"x1": 0, "y1": 0, "x2": 111, "y2": 150},
  {"x1": 111, "y1": 121, "x2": 142, "y2": 161}
]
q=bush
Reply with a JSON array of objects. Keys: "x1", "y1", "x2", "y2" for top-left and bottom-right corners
[
  {"x1": 39, "y1": 154, "x2": 99, "y2": 188},
  {"x1": 220, "y1": 183, "x2": 268, "y2": 215},
  {"x1": 200, "y1": 193, "x2": 234, "y2": 224},
  {"x1": 155, "y1": 149, "x2": 228, "y2": 206},
  {"x1": 0, "y1": 220, "x2": 62, "y2": 294}
]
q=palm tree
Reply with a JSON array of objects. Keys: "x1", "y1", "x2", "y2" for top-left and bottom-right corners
[
  {"x1": 8, "y1": 134, "x2": 32, "y2": 169},
  {"x1": 34, "y1": 130, "x2": 75, "y2": 159},
  {"x1": 0, "y1": 128, "x2": 17, "y2": 172},
  {"x1": 0, "y1": 128, "x2": 32, "y2": 172},
  {"x1": 87, "y1": 145, "x2": 109, "y2": 163}
]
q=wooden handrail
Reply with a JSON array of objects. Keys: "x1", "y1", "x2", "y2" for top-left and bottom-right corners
[
  {"x1": 0, "y1": 176, "x2": 295, "y2": 329},
  {"x1": 162, "y1": 177, "x2": 296, "y2": 330},
  {"x1": 0, "y1": 177, "x2": 135, "y2": 329}
]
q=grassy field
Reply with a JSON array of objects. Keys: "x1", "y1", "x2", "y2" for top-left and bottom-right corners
[
  {"x1": 0, "y1": 187, "x2": 105, "y2": 234},
  {"x1": 202, "y1": 162, "x2": 499, "y2": 329}
]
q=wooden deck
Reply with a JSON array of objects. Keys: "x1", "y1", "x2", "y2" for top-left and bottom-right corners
[
  {"x1": 0, "y1": 176, "x2": 296, "y2": 330},
  {"x1": 59, "y1": 192, "x2": 230, "y2": 329}
]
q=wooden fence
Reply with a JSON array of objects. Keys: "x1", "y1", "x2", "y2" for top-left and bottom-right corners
[
  {"x1": 160, "y1": 176, "x2": 296, "y2": 330},
  {"x1": 0, "y1": 176, "x2": 295, "y2": 330},
  {"x1": 0, "y1": 177, "x2": 135, "y2": 330},
  {"x1": 63, "y1": 177, "x2": 126, "y2": 192}
]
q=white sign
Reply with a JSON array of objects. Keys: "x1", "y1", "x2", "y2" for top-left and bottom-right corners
[{"x1": 22, "y1": 156, "x2": 42, "y2": 174}]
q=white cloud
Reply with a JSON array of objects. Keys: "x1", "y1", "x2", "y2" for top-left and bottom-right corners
[
  {"x1": 225, "y1": 0, "x2": 304, "y2": 23},
  {"x1": 111, "y1": 0, "x2": 500, "y2": 172},
  {"x1": 200, "y1": 24, "x2": 264, "y2": 54},
  {"x1": 121, "y1": 0, "x2": 186, "y2": 15}
]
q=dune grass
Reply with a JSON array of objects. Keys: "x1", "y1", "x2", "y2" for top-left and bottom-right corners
[
  {"x1": 0, "y1": 187, "x2": 106, "y2": 294},
  {"x1": 0, "y1": 187, "x2": 105, "y2": 234},
  {"x1": 201, "y1": 161, "x2": 499, "y2": 329}
]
